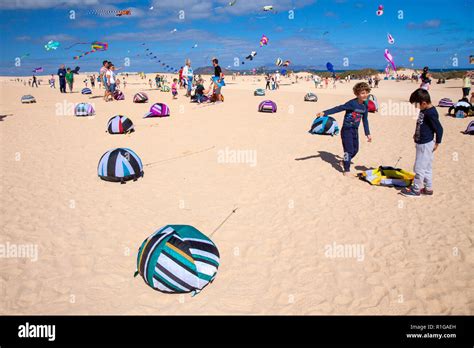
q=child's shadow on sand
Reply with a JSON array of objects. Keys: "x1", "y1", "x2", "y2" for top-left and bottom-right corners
[
  {"x1": 295, "y1": 152, "x2": 376, "y2": 175},
  {"x1": 295, "y1": 151, "x2": 344, "y2": 173}
]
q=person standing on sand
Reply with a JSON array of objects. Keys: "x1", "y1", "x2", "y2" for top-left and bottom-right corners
[
  {"x1": 420, "y1": 66, "x2": 432, "y2": 90},
  {"x1": 265, "y1": 74, "x2": 271, "y2": 90},
  {"x1": 182, "y1": 59, "x2": 194, "y2": 97},
  {"x1": 374, "y1": 75, "x2": 380, "y2": 88},
  {"x1": 99, "y1": 60, "x2": 109, "y2": 99},
  {"x1": 32, "y1": 74, "x2": 38, "y2": 87},
  {"x1": 105, "y1": 64, "x2": 117, "y2": 102},
  {"x1": 462, "y1": 72, "x2": 471, "y2": 98},
  {"x1": 315, "y1": 82, "x2": 372, "y2": 176},
  {"x1": 49, "y1": 74, "x2": 55, "y2": 88},
  {"x1": 65, "y1": 68, "x2": 74, "y2": 92},
  {"x1": 401, "y1": 89, "x2": 443, "y2": 197},
  {"x1": 212, "y1": 58, "x2": 224, "y2": 101},
  {"x1": 172, "y1": 78, "x2": 178, "y2": 99},
  {"x1": 58, "y1": 64, "x2": 66, "y2": 93},
  {"x1": 178, "y1": 67, "x2": 184, "y2": 88}
]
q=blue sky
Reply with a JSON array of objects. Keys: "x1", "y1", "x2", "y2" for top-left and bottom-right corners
[{"x1": 0, "y1": 0, "x2": 472, "y2": 75}]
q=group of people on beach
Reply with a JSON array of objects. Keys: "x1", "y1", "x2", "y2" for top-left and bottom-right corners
[
  {"x1": 172, "y1": 58, "x2": 225, "y2": 103},
  {"x1": 264, "y1": 72, "x2": 281, "y2": 90},
  {"x1": 98, "y1": 60, "x2": 123, "y2": 102}
]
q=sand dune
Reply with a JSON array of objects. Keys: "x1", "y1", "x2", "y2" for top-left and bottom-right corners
[{"x1": 0, "y1": 74, "x2": 472, "y2": 314}]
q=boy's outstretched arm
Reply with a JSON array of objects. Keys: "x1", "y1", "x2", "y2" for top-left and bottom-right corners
[{"x1": 316, "y1": 102, "x2": 351, "y2": 117}]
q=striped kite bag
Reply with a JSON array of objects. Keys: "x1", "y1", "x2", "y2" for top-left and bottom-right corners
[
  {"x1": 113, "y1": 90, "x2": 125, "y2": 100},
  {"x1": 97, "y1": 148, "x2": 143, "y2": 182},
  {"x1": 135, "y1": 225, "x2": 220, "y2": 295},
  {"x1": 308, "y1": 116, "x2": 340, "y2": 136},
  {"x1": 74, "y1": 103, "x2": 95, "y2": 116},
  {"x1": 144, "y1": 103, "x2": 170, "y2": 118},
  {"x1": 133, "y1": 92, "x2": 148, "y2": 103},
  {"x1": 106, "y1": 115, "x2": 135, "y2": 134},
  {"x1": 258, "y1": 100, "x2": 277, "y2": 113},
  {"x1": 21, "y1": 95, "x2": 36, "y2": 103}
]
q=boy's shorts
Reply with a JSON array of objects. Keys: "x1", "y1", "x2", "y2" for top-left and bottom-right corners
[
  {"x1": 172, "y1": 91, "x2": 177, "y2": 96},
  {"x1": 109, "y1": 83, "x2": 116, "y2": 93}
]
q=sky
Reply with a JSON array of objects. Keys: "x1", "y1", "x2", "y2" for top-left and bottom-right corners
[{"x1": 0, "y1": 0, "x2": 472, "y2": 75}]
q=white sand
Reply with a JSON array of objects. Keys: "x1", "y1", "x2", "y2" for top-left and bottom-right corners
[{"x1": 0, "y1": 74, "x2": 472, "y2": 314}]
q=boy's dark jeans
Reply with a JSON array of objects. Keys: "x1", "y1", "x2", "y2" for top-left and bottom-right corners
[{"x1": 341, "y1": 127, "x2": 359, "y2": 172}]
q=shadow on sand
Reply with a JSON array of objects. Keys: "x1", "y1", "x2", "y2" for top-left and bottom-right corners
[{"x1": 295, "y1": 151, "x2": 345, "y2": 173}]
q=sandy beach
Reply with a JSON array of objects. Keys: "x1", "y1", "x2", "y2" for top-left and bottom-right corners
[{"x1": 0, "y1": 73, "x2": 472, "y2": 315}]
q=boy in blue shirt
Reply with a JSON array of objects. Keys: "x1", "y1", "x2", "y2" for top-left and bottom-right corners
[
  {"x1": 316, "y1": 82, "x2": 372, "y2": 176},
  {"x1": 401, "y1": 89, "x2": 443, "y2": 197}
]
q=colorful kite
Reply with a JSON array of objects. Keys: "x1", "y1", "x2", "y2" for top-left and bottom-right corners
[
  {"x1": 138, "y1": 43, "x2": 178, "y2": 72},
  {"x1": 44, "y1": 40, "x2": 60, "y2": 51},
  {"x1": 376, "y1": 5, "x2": 384, "y2": 16},
  {"x1": 387, "y1": 33, "x2": 395, "y2": 45},
  {"x1": 384, "y1": 49, "x2": 396, "y2": 71},
  {"x1": 246, "y1": 51, "x2": 257, "y2": 60},
  {"x1": 73, "y1": 41, "x2": 108, "y2": 60},
  {"x1": 260, "y1": 34, "x2": 269, "y2": 47},
  {"x1": 32, "y1": 67, "x2": 43, "y2": 73},
  {"x1": 263, "y1": 5, "x2": 273, "y2": 11}
]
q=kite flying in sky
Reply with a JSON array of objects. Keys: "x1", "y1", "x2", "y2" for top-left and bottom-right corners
[{"x1": 73, "y1": 41, "x2": 108, "y2": 60}]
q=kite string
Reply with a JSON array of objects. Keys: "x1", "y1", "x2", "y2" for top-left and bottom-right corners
[
  {"x1": 144, "y1": 146, "x2": 215, "y2": 168},
  {"x1": 209, "y1": 207, "x2": 238, "y2": 238}
]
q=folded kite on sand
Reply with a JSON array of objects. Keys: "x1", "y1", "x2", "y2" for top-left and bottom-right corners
[
  {"x1": 359, "y1": 166, "x2": 415, "y2": 187},
  {"x1": 258, "y1": 100, "x2": 277, "y2": 113},
  {"x1": 133, "y1": 92, "x2": 148, "y2": 103},
  {"x1": 97, "y1": 148, "x2": 143, "y2": 183},
  {"x1": 144, "y1": 103, "x2": 170, "y2": 118},
  {"x1": 21, "y1": 95, "x2": 36, "y2": 103},
  {"x1": 254, "y1": 88, "x2": 265, "y2": 96},
  {"x1": 304, "y1": 92, "x2": 318, "y2": 102},
  {"x1": 135, "y1": 224, "x2": 220, "y2": 294},
  {"x1": 74, "y1": 103, "x2": 95, "y2": 116},
  {"x1": 308, "y1": 116, "x2": 339, "y2": 136},
  {"x1": 106, "y1": 115, "x2": 135, "y2": 134}
]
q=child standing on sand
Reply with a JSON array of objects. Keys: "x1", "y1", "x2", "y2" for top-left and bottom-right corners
[
  {"x1": 401, "y1": 89, "x2": 443, "y2": 197},
  {"x1": 49, "y1": 75, "x2": 55, "y2": 88},
  {"x1": 315, "y1": 82, "x2": 372, "y2": 176},
  {"x1": 65, "y1": 68, "x2": 74, "y2": 92},
  {"x1": 172, "y1": 78, "x2": 178, "y2": 99}
]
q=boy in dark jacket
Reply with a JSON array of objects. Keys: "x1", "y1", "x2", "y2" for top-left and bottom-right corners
[
  {"x1": 316, "y1": 82, "x2": 372, "y2": 176},
  {"x1": 402, "y1": 89, "x2": 443, "y2": 197}
]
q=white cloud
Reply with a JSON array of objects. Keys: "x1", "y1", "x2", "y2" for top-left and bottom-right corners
[
  {"x1": 407, "y1": 19, "x2": 441, "y2": 30},
  {"x1": 41, "y1": 34, "x2": 78, "y2": 42}
]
